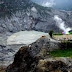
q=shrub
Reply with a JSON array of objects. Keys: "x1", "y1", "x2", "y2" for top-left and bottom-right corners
[
  {"x1": 49, "y1": 30, "x2": 54, "y2": 38},
  {"x1": 70, "y1": 32, "x2": 72, "y2": 34}
]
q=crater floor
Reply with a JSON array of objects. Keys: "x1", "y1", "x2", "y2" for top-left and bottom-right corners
[{"x1": 7, "y1": 31, "x2": 49, "y2": 45}]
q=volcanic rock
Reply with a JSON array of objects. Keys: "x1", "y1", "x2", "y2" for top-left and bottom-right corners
[{"x1": 5, "y1": 46, "x2": 72, "y2": 72}]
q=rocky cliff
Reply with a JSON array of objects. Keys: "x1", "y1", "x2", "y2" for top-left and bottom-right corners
[
  {"x1": 5, "y1": 46, "x2": 72, "y2": 72},
  {"x1": 0, "y1": 0, "x2": 72, "y2": 33},
  {"x1": 5, "y1": 37, "x2": 72, "y2": 72}
]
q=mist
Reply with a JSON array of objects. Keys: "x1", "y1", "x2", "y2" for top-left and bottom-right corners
[{"x1": 54, "y1": 15, "x2": 71, "y2": 32}]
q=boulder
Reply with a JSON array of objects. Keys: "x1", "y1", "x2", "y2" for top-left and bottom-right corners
[
  {"x1": 5, "y1": 46, "x2": 72, "y2": 72},
  {"x1": 5, "y1": 46, "x2": 39, "y2": 72}
]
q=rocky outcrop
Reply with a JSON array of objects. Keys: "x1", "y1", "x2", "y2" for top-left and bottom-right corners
[
  {"x1": 5, "y1": 46, "x2": 72, "y2": 72},
  {"x1": 1, "y1": 35, "x2": 72, "y2": 67},
  {"x1": 27, "y1": 37, "x2": 60, "y2": 57},
  {"x1": 36, "y1": 58, "x2": 72, "y2": 72},
  {"x1": 0, "y1": 35, "x2": 60, "y2": 67},
  {"x1": 5, "y1": 46, "x2": 39, "y2": 72},
  {"x1": 37, "y1": 60, "x2": 67, "y2": 72},
  {"x1": 0, "y1": 43, "x2": 24, "y2": 67},
  {"x1": 5, "y1": 37, "x2": 72, "y2": 72}
]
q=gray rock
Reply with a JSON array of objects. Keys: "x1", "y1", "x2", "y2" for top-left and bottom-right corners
[{"x1": 0, "y1": 0, "x2": 72, "y2": 33}]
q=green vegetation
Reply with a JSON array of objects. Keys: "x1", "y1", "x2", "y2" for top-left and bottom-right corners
[
  {"x1": 53, "y1": 32, "x2": 72, "y2": 35},
  {"x1": 53, "y1": 33, "x2": 63, "y2": 35},
  {"x1": 70, "y1": 32, "x2": 72, "y2": 34},
  {"x1": 49, "y1": 48, "x2": 72, "y2": 57},
  {"x1": 61, "y1": 41, "x2": 72, "y2": 43}
]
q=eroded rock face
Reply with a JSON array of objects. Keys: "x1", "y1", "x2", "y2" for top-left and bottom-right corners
[
  {"x1": 37, "y1": 57, "x2": 72, "y2": 72},
  {"x1": 0, "y1": 34, "x2": 60, "y2": 67},
  {"x1": 5, "y1": 46, "x2": 72, "y2": 72},
  {"x1": 1, "y1": 35, "x2": 72, "y2": 68},
  {"x1": 37, "y1": 60, "x2": 67, "y2": 72},
  {"x1": 0, "y1": 44, "x2": 24, "y2": 67},
  {"x1": 2, "y1": 36, "x2": 60, "y2": 67},
  {"x1": 5, "y1": 37, "x2": 72, "y2": 72},
  {"x1": 0, "y1": 0, "x2": 72, "y2": 33},
  {"x1": 5, "y1": 46, "x2": 39, "y2": 72},
  {"x1": 29, "y1": 37, "x2": 60, "y2": 57}
]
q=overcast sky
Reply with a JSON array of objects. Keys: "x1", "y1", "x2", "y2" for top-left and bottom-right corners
[
  {"x1": 31, "y1": 0, "x2": 55, "y2": 7},
  {"x1": 31, "y1": 0, "x2": 72, "y2": 10}
]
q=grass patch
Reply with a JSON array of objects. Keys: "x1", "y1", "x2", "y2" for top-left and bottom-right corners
[
  {"x1": 53, "y1": 32, "x2": 72, "y2": 35},
  {"x1": 70, "y1": 32, "x2": 72, "y2": 34},
  {"x1": 61, "y1": 41, "x2": 72, "y2": 43},
  {"x1": 49, "y1": 48, "x2": 72, "y2": 57},
  {"x1": 53, "y1": 33, "x2": 63, "y2": 35}
]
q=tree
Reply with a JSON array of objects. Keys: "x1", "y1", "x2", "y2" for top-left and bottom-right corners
[{"x1": 49, "y1": 30, "x2": 54, "y2": 38}]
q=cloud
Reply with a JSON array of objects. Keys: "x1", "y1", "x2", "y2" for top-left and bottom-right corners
[{"x1": 42, "y1": 0, "x2": 56, "y2": 7}]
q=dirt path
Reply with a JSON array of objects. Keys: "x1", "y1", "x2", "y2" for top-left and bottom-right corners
[{"x1": 53, "y1": 34, "x2": 72, "y2": 40}]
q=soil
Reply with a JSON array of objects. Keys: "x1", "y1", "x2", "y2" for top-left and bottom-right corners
[{"x1": 53, "y1": 34, "x2": 72, "y2": 40}]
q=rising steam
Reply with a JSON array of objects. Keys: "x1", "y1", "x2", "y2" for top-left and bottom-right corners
[{"x1": 54, "y1": 15, "x2": 71, "y2": 32}]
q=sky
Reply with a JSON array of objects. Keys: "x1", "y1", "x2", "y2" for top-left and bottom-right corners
[
  {"x1": 31, "y1": 0, "x2": 72, "y2": 11},
  {"x1": 31, "y1": 0, "x2": 56, "y2": 7}
]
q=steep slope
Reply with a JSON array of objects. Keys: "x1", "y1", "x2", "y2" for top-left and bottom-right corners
[{"x1": 0, "y1": 0, "x2": 72, "y2": 33}]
